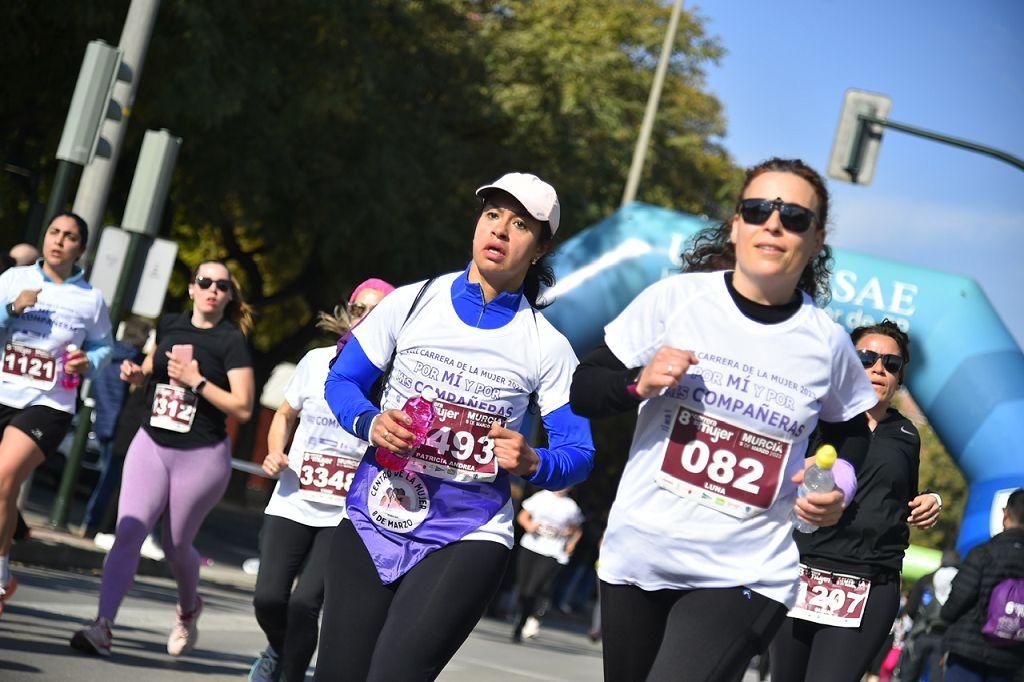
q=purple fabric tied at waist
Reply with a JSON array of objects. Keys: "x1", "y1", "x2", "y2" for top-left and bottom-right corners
[{"x1": 346, "y1": 449, "x2": 511, "y2": 584}]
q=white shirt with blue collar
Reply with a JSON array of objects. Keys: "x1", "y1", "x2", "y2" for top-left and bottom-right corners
[{"x1": 0, "y1": 261, "x2": 113, "y2": 413}]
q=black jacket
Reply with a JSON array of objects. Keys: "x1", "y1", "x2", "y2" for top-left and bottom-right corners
[
  {"x1": 941, "y1": 527, "x2": 1024, "y2": 673},
  {"x1": 797, "y1": 409, "x2": 919, "y2": 577}
]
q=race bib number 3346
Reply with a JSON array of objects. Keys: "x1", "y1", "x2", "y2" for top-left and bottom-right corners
[{"x1": 656, "y1": 405, "x2": 790, "y2": 518}]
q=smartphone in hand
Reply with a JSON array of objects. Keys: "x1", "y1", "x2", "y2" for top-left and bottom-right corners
[{"x1": 170, "y1": 344, "x2": 194, "y2": 387}]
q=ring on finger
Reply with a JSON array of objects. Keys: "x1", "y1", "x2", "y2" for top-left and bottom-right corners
[{"x1": 667, "y1": 363, "x2": 674, "y2": 374}]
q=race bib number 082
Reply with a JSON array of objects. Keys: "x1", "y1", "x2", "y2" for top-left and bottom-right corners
[
  {"x1": 656, "y1": 405, "x2": 790, "y2": 518},
  {"x1": 407, "y1": 400, "x2": 504, "y2": 483}
]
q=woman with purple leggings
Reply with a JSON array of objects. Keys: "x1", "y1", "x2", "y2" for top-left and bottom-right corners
[{"x1": 71, "y1": 260, "x2": 255, "y2": 658}]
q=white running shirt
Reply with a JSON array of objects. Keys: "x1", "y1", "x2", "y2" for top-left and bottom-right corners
[
  {"x1": 519, "y1": 490, "x2": 584, "y2": 564},
  {"x1": 263, "y1": 346, "x2": 366, "y2": 527},
  {"x1": 600, "y1": 272, "x2": 877, "y2": 607},
  {"x1": 0, "y1": 264, "x2": 111, "y2": 414}
]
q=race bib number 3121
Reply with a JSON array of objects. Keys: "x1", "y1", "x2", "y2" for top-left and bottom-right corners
[
  {"x1": 656, "y1": 405, "x2": 790, "y2": 518},
  {"x1": 150, "y1": 383, "x2": 198, "y2": 433}
]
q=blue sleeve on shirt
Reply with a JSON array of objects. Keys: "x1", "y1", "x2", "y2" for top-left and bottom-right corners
[
  {"x1": 83, "y1": 333, "x2": 114, "y2": 378},
  {"x1": 324, "y1": 336, "x2": 383, "y2": 440},
  {"x1": 528, "y1": 403, "x2": 595, "y2": 490}
]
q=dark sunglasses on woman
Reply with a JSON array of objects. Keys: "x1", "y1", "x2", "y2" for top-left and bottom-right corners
[
  {"x1": 738, "y1": 197, "x2": 817, "y2": 234},
  {"x1": 857, "y1": 349, "x2": 904, "y2": 374},
  {"x1": 194, "y1": 276, "x2": 232, "y2": 293}
]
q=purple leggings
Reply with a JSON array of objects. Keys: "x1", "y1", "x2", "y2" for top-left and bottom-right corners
[{"x1": 98, "y1": 428, "x2": 231, "y2": 620}]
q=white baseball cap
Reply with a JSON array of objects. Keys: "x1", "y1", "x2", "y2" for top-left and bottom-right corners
[{"x1": 475, "y1": 172, "x2": 560, "y2": 234}]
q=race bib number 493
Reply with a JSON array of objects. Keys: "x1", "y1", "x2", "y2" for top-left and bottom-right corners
[
  {"x1": 787, "y1": 565, "x2": 872, "y2": 628},
  {"x1": 407, "y1": 400, "x2": 503, "y2": 483},
  {"x1": 1, "y1": 342, "x2": 57, "y2": 391},
  {"x1": 656, "y1": 405, "x2": 790, "y2": 518}
]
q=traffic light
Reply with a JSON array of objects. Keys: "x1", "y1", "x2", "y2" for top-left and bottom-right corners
[
  {"x1": 122, "y1": 129, "x2": 182, "y2": 237},
  {"x1": 827, "y1": 89, "x2": 892, "y2": 185},
  {"x1": 55, "y1": 40, "x2": 123, "y2": 166}
]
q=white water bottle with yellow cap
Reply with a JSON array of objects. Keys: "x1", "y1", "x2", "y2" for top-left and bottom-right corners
[{"x1": 793, "y1": 444, "x2": 838, "y2": 534}]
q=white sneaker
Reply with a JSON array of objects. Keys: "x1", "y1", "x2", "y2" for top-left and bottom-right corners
[
  {"x1": 242, "y1": 558, "x2": 261, "y2": 575},
  {"x1": 70, "y1": 617, "x2": 113, "y2": 657},
  {"x1": 140, "y1": 535, "x2": 165, "y2": 561},
  {"x1": 521, "y1": 615, "x2": 541, "y2": 639},
  {"x1": 248, "y1": 646, "x2": 281, "y2": 682},
  {"x1": 93, "y1": 533, "x2": 115, "y2": 551},
  {"x1": 167, "y1": 596, "x2": 203, "y2": 656}
]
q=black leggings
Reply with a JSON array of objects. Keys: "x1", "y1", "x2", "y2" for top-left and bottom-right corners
[
  {"x1": 314, "y1": 519, "x2": 510, "y2": 682},
  {"x1": 769, "y1": 578, "x2": 900, "y2": 682},
  {"x1": 600, "y1": 581, "x2": 788, "y2": 682},
  {"x1": 253, "y1": 515, "x2": 335, "y2": 682},
  {"x1": 515, "y1": 547, "x2": 560, "y2": 633}
]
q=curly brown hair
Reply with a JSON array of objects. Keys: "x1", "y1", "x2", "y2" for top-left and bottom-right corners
[{"x1": 681, "y1": 158, "x2": 833, "y2": 303}]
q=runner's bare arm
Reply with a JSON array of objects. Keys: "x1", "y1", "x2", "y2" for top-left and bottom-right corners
[{"x1": 263, "y1": 401, "x2": 301, "y2": 476}]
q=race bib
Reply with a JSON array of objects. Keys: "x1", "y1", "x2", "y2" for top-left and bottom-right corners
[
  {"x1": 407, "y1": 400, "x2": 503, "y2": 483},
  {"x1": 788, "y1": 564, "x2": 872, "y2": 627},
  {"x1": 150, "y1": 383, "x2": 198, "y2": 433},
  {"x1": 1, "y1": 342, "x2": 58, "y2": 391},
  {"x1": 656, "y1": 405, "x2": 790, "y2": 518},
  {"x1": 298, "y1": 452, "x2": 359, "y2": 506}
]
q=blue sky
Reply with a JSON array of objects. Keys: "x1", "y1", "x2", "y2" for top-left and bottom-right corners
[{"x1": 697, "y1": 0, "x2": 1023, "y2": 345}]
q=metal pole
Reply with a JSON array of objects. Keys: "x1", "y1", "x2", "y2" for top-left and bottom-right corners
[
  {"x1": 621, "y1": 0, "x2": 685, "y2": 208},
  {"x1": 49, "y1": 387, "x2": 94, "y2": 529},
  {"x1": 860, "y1": 114, "x2": 1024, "y2": 173},
  {"x1": 75, "y1": 0, "x2": 162, "y2": 273},
  {"x1": 39, "y1": 161, "x2": 80, "y2": 245}
]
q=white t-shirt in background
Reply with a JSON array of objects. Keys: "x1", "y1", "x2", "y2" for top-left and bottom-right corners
[
  {"x1": 520, "y1": 490, "x2": 584, "y2": 564},
  {"x1": 264, "y1": 346, "x2": 366, "y2": 527}
]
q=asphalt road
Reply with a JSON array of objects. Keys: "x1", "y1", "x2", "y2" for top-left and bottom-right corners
[{"x1": 0, "y1": 564, "x2": 605, "y2": 681}]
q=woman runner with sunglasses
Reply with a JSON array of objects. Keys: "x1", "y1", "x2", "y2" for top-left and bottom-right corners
[
  {"x1": 247, "y1": 278, "x2": 395, "y2": 682},
  {"x1": 0, "y1": 213, "x2": 113, "y2": 618},
  {"x1": 314, "y1": 172, "x2": 594, "y2": 681},
  {"x1": 770, "y1": 319, "x2": 941, "y2": 682},
  {"x1": 569, "y1": 158, "x2": 878, "y2": 681},
  {"x1": 71, "y1": 260, "x2": 255, "y2": 658}
]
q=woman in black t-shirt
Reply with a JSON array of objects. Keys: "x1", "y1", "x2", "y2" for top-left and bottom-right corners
[
  {"x1": 71, "y1": 261, "x2": 254, "y2": 659},
  {"x1": 770, "y1": 320, "x2": 942, "y2": 682}
]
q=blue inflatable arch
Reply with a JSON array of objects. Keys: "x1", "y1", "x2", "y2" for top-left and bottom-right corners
[{"x1": 541, "y1": 202, "x2": 1024, "y2": 555}]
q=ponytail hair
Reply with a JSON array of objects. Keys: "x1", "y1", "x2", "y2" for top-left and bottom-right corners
[
  {"x1": 524, "y1": 223, "x2": 555, "y2": 308},
  {"x1": 190, "y1": 260, "x2": 255, "y2": 336}
]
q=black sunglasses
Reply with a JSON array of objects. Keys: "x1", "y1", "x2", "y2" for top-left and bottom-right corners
[
  {"x1": 738, "y1": 198, "x2": 818, "y2": 234},
  {"x1": 347, "y1": 301, "x2": 376, "y2": 318},
  {"x1": 194, "y1": 276, "x2": 232, "y2": 293},
  {"x1": 857, "y1": 349, "x2": 904, "y2": 374}
]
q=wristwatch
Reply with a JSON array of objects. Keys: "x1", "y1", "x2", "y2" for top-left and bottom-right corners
[
  {"x1": 191, "y1": 378, "x2": 207, "y2": 396},
  {"x1": 5, "y1": 302, "x2": 19, "y2": 317}
]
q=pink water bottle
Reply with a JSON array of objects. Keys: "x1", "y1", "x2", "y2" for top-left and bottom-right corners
[
  {"x1": 61, "y1": 344, "x2": 82, "y2": 390},
  {"x1": 375, "y1": 387, "x2": 438, "y2": 471}
]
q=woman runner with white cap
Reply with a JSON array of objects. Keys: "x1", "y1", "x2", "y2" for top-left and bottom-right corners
[{"x1": 315, "y1": 172, "x2": 595, "y2": 681}]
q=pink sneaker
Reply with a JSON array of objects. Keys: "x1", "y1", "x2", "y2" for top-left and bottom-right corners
[
  {"x1": 167, "y1": 596, "x2": 203, "y2": 656},
  {"x1": 70, "y1": 617, "x2": 113, "y2": 657},
  {"x1": 0, "y1": 576, "x2": 17, "y2": 619}
]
